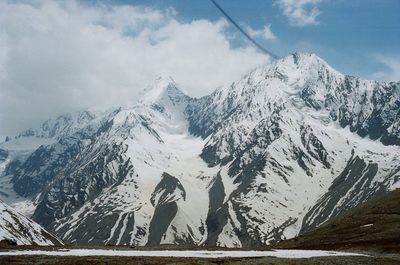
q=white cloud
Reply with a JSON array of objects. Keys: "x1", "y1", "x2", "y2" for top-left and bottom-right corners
[
  {"x1": 245, "y1": 24, "x2": 277, "y2": 41},
  {"x1": 0, "y1": 0, "x2": 271, "y2": 135},
  {"x1": 370, "y1": 71, "x2": 386, "y2": 80},
  {"x1": 373, "y1": 55, "x2": 400, "y2": 82},
  {"x1": 275, "y1": 0, "x2": 322, "y2": 26}
]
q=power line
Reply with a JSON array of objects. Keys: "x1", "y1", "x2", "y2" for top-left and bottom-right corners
[{"x1": 210, "y1": 0, "x2": 279, "y2": 59}]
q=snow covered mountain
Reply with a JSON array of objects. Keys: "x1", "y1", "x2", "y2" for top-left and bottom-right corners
[
  {"x1": 0, "y1": 53, "x2": 399, "y2": 247},
  {"x1": 0, "y1": 200, "x2": 62, "y2": 245}
]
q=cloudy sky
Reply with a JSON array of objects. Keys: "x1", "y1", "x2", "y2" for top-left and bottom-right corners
[{"x1": 0, "y1": 0, "x2": 399, "y2": 136}]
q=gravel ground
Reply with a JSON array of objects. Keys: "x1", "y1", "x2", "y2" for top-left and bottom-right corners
[{"x1": 0, "y1": 254, "x2": 399, "y2": 265}]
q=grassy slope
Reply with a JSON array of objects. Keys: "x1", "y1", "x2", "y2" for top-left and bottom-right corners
[{"x1": 274, "y1": 189, "x2": 400, "y2": 253}]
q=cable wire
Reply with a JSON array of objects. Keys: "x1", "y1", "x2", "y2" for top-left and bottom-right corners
[{"x1": 210, "y1": 0, "x2": 279, "y2": 59}]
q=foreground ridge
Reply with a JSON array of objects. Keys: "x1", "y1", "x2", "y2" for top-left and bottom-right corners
[{"x1": 0, "y1": 200, "x2": 62, "y2": 246}]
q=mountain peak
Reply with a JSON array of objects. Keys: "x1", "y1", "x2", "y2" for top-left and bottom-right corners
[
  {"x1": 273, "y1": 52, "x2": 340, "y2": 79},
  {"x1": 208, "y1": 52, "x2": 342, "y2": 106},
  {"x1": 138, "y1": 76, "x2": 189, "y2": 107},
  {"x1": 290, "y1": 52, "x2": 322, "y2": 64}
]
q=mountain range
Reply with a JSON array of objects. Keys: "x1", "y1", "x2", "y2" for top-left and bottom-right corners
[{"x1": 0, "y1": 53, "x2": 399, "y2": 247}]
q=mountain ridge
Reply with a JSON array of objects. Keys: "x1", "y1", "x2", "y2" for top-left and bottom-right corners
[{"x1": 0, "y1": 199, "x2": 62, "y2": 246}]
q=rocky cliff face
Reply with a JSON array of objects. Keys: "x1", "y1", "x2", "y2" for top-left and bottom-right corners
[{"x1": 1, "y1": 53, "x2": 399, "y2": 247}]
